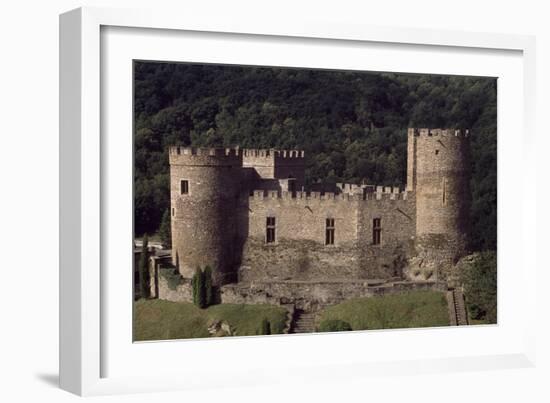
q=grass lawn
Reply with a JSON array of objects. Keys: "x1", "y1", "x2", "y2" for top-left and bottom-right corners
[
  {"x1": 134, "y1": 299, "x2": 288, "y2": 341},
  {"x1": 469, "y1": 318, "x2": 490, "y2": 325},
  {"x1": 318, "y1": 291, "x2": 450, "y2": 331}
]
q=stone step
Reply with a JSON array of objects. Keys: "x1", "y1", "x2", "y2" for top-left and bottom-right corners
[
  {"x1": 291, "y1": 310, "x2": 317, "y2": 333},
  {"x1": 447, "y1": 290, "x2": 468, "y2": 326}
]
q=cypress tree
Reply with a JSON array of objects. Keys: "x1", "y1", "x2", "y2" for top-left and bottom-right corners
[
  {"x1": 192, "y1": 267, "x2": 206, "y2": 309},
  {"x1": 138, "y1": 234, "x2": 150, "y2": 299},
  {"x1": 203, "y1": 265, "x2": 214, "y2": 307},
  {"x1": 198, "y1": 269, "x2": 206, "y2": 309},
  {"x1": 192, "y1": 267, "x2": 200, "y2": 306},
  {"x1": 158, "y1": 209, "x2": 172, "y2": 249}
]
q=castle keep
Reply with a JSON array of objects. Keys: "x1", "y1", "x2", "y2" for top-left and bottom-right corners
[{"x1": 162, "y1": 128, "x2": 470, "y2": 309}]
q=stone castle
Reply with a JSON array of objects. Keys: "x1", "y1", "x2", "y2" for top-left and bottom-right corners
[{"x1": 151, "y1": 128, "x2": 470, "y2": 310}]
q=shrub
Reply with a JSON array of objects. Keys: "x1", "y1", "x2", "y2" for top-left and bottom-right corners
[
  {"x1": 318, "y1": 319, "x2": 352, "y2": 332},
  {"x1": 260, "y1": 318, "x2": 271, "y2": 335},
  {"x1": 392, "y1": 253, "x2": 407, "y2": 277}
]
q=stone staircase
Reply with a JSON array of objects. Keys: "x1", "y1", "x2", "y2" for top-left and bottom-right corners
[
  {"x1": 447, "y1": 289, "x2": 469, "y2": 326},
  {"x1": 291, "y1": 310, "x2": 317, "y2": 333}
]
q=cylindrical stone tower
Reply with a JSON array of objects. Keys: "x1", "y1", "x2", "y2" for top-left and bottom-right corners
[
  {"x1": 407, "y1": 128, "x2": 471, "y2": 267},
  {"x1": 169, "y1": 146, "x2": 243, "y2": 285}
]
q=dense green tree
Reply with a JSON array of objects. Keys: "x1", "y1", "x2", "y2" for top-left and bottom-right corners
[
  {"x1": 460, "y1": 251, "x2": 497, "y2": 323},
  {"x1": 134, "y1": 63, "x2": 497, "y2": 252}
]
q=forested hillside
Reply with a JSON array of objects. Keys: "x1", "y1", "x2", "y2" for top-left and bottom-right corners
[{"x1": 134, "y1": 62, "x2": 497, "y2": 251}]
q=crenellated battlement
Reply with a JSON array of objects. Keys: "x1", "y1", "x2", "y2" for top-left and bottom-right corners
[
  {"x1": 169, "y1": 146, "x2": 243, "y2": 157},
  {"x1": 249, "y1": 186, "x2": 411, "y2": 202},
  {"x1": 169, "y1": 146, "x2": 243, "y2": 166},
  {"x1": 243, "y1": 148, "x2": 305, "y2": 159},
  {"x1": 336, "y1": 183, "x2": 370, "y2": 195},
  {"x1": 408, "y1": 128, "x2": 470, "y2": 138},
  {"x1": 251, "y1": 189, "x2": 354, "y2": 201}
]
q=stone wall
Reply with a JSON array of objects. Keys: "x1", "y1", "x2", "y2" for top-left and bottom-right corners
[
  {"x1": 242, "y1": 149, "x2": 306, "y2": 187},
  {"x1": 240, "y1": 189, "x2": 416, "y2": 282},
  {"x1": 357, "y1": 192, "x2": 416, "y2": 278},
  {"x1": 169, "y1": 146, "x2": 246, "y2": 285},
  {"x1": 242, "y1": 149, "x2": 276, "y2": 179},
  {"x1": 273, "y1": 151, "x2": 306, "y2": 187},
  {"x1": 152, "y1": 263, "x2": 446, "y2": 312},
  {"x1": 409, "y1": 128, "x2": 470, "y2": 262},
  {"x1": 221, "y1": 280, "x2": 447, "y2": 311},
  {"x1": 241, "y1": 191, "x2": 360, "y2": 281},
  {"x1": 157, "y1": 268, "x2": 193, "y2": 303}
]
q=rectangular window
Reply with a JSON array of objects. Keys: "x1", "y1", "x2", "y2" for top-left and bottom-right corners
[
  {"x1": 325, "y1": 218, "x2": 335, "y2": 245},
  {"x1": 180, "y1": 180, "x2": 189, "y2": 195},
  {"x1": 266, "y1": 216, "x2": 276, "y2": 243},
  {"x1": 373, "y1": 218, "x2": 381, "y2": 245}
]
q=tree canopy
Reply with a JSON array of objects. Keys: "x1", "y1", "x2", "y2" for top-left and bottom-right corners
[{"x1": 134, "y1": 62, "x2": 496, "y2": 252}]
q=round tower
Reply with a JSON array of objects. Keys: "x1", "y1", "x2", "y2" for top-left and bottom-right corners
[
  {"x1": 408, "y1": 128, "x2": 471, "y2": 268},
  {"x1": 169, "y1": 146, "x2": 243, "y2": 285}
]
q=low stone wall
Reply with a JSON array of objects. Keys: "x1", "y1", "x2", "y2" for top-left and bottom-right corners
[
  {"x1": 154, "y1": 266, "x2": 447, "y2": 312},
  {"x1": 220, "y1": 280, "x2": 446, "y2": 311},
  {"x1": 157, "y1": 268, "x2": 193, "y2": 303}
]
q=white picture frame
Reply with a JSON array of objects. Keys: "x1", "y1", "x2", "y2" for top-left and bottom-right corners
[{"x1": 60, "y1": 6, "x2": 537, "y2": 396}]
